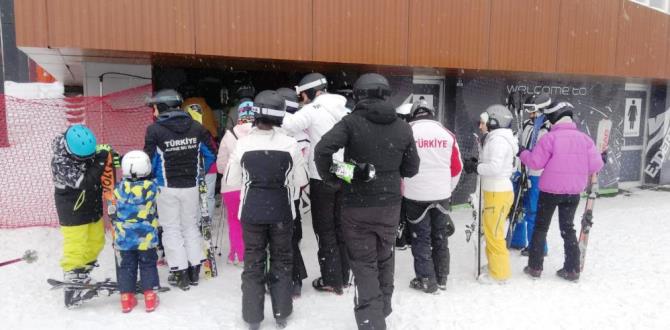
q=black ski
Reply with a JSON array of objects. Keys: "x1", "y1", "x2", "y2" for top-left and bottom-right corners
[{"x1": 48, "y1": 278, "x2": 170, "y2": 294}]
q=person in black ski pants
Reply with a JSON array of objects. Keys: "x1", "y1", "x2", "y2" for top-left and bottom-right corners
[
  {"x1": 315, "y1": 73, "x2": 420, "y2": 330},
  {"x1": 225, "y1": 90, "x2": 309, "y2": 330}
]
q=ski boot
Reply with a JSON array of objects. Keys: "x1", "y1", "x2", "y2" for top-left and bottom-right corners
[
  {"x1": 312, "y1": 277, "x2": 343, "y2": 295},
  {"x1": 63, "y1": 268, "x2": 95, "y2": 308},
  {"x1": 167, "y1": 269, "x2": 190, "y2": 291},
  {"x1": 409, "y1": 277, "x2": 438, "y2": 294},
  {"x1": 188, "y1": 264, "x2": 201, "y2": 286},
  {"x1": 247, "y1": 322, "x2": 261, "y2": 330},
  {"x1": 556, "y1": 268, "x2": 580, "y2": 282},
  {"x1": 144, "y1": 290, "x2": 159, "y2": 312},
  {"x1": 523, "y1": 266, "x2": 542, "y2": 279},
  {"x1": 436, "y1": 276, "x2": 447, "y2": 291},
  {"x1": 292, "y1": 280, "x2": 302, "y2": 298},
  {"x1": 120, "y1": 292, "x2": 137, "y2": 313},
  {"x1": 276, "y1": 317, "x2": 288, "y2": 329}
]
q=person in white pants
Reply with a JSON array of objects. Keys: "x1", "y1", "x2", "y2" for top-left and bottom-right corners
[{"x1": 144, "y1": 89, "x2": 217, "y2": 291}]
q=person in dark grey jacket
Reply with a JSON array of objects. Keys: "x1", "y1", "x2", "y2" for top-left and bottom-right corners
[{"x1": 315, "y1": 73, "x2": 420, "y2": 330}]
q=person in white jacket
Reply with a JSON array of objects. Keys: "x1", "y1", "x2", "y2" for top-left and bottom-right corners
[
  {"x1": 282, "y1": 73, "x2": 351, "y2": 294},
  {"x1": 216, "y1": 100, "x2": 254, "y2": 265},
  {"x1": 225, "y1": 90, "x2": 308, "y2": 330},
  {"x1": 463, "y1": 104, "x2": 518, "y2": 282},
  {"x1": 402, "y1": 99, "x2": 463, "y2": 293}
]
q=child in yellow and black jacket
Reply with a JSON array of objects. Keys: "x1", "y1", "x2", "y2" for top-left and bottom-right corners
[{"x1": 50, "y1": 124, "x2": 118, "y2": 308}]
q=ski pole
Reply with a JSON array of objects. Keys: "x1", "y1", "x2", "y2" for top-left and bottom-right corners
[{"x1": 0, "y1": 250, "x2": 38, "y2": 267}]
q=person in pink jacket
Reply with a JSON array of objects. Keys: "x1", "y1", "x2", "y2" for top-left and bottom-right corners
[
  {"x1": 519, "y1": 102, "x2": 604, "y2": 282},
  {"x1": 217, "y1": 101, "x2": 255, "y2": 265}
]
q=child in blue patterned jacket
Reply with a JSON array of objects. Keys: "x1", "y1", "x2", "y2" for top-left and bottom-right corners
[{"x1": 113, "y1": 150, "x2": 160, "y2": 313}]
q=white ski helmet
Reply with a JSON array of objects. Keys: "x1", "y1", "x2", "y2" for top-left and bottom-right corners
[
  {"x1": 121, "y1": 150, "x2": 152, "y2": 179},
  {"x1": 485, "y1": 104, "x2": 514, "y2": 130}
]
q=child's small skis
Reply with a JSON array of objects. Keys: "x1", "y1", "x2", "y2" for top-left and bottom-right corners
[{"x1": 578, "y1": 118, "x2": 611, "y2": 272}]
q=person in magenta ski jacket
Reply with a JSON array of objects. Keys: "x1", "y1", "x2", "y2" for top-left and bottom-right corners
[{"x1": 519, "y1": 101, "x2": 604, "y2": 282}]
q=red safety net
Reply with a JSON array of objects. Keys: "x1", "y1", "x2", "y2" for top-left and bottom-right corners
[{"x1": 0, "y1": 84, "x2": 154, "y2": 229}]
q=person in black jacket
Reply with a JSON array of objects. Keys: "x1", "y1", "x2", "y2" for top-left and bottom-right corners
[
  {"x1": 50, "y1": 124, "x2": 117, "y2": 308},
  {"x1": 144, "y1": 89, "x2": 217, "y2": 291},
  {"x1": 225, "y1": 90, "x2": 309, "y2": 330},
  {"x1": 315, "y1": 73, "x2": 420, "y2": 330}
]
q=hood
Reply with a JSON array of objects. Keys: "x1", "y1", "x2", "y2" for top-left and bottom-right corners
[
  {"x1": 487, "y1": 128, "x2": 518, "y2": 153},
  {"x1": 157, "y1": 110, "x2": 193, "y2": 134},
  {"x1": 233, "y1": 122, "x2": 253, "y2": 138},
  {"x1": 354, "y1": 99, "x2": 397, "y2": 125},
  {"x1": 313, "y1": 93, "x2": 350, "y2": 121}
]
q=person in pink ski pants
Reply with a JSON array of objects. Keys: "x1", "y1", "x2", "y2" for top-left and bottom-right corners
[{"x1": 217, "y1": 101, "x2": 255, "y2": 264}]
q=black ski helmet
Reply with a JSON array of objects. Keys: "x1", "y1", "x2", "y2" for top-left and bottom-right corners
[
  {"x1": 253, "y1": 90, "x2": 286, "y2": 126},
  {"x1": 276, "y1": 87, "x2": 300, "y2": 114},
  {"x1": 146, "y1": 89, "x2": 183, "y2": 113},
  {"x1": 523, "y1": 92, "x2": 552, "y2": 113},
  {"x1": 236, "y1": 84, "x2": 256, "y2": 100},
  {"x1": 296, "y1": 73, "x2": 328, "y2": 101},
  {"x1": 485, "y1": 104, "x2": 514, "y2": 130},
  {"x1": 543, "y1": 101, "x2": 574, "y2": 124},
  {"x1": 352, "y1": 73, "x2": 391, "y2": 102},
  {"x1": 409, "y1": 98, "x2": 436, "y2": 118}
]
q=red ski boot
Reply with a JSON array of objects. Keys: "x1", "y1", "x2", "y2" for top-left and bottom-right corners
[
  {"x1": 120, "y1": 293, "x2": 137, "y2": 313},
  {"x1": 144, "y1": 290, "x2": 159, "y2": 312}
]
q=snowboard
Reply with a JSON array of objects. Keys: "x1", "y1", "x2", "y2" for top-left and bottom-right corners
[{"x1": 578, "y1": 118, "x2": 611, "y2": 272}]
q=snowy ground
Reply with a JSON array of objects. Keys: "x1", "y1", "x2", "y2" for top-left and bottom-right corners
[{"x1": 1, "y1": 188, "x2": 669, "y2": 330}]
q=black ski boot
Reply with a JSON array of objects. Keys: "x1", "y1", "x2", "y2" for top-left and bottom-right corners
[
  {"x1": 409, "y1": 277, "x2": 438, "y2": 294},
  {"x1": 188, "y1": 264, "x2": 201, "y2": 286},
  {"x1": 523, "y1": 266, "x2": 542, "y2": 278},
  {"x1": 247, "y1": 322, "x2": 261, "y2": 330},
  {"x1": 63, "y1": 268, "x2": 95, "y2": 308},
  {"x1": 168, "y1": 270, "x2": 190, "y2": 291},
  {"x1": 556, "y1": 268, "x2": 579, "y2": 282},
  {"x1": 436, "y1": 276, "x2": 447, "y2": 291},
  {"x1": 312, "y1": 277, "x2": 343, "y2": 295}
]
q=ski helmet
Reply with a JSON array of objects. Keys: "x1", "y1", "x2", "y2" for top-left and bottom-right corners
[
  {"x1": 295, "y1": 73, "x2": 328, "y2": 101},
  {"x1": 352, "y1": 73, "x2": 391, "y2": 102},
  {"x1": 523, "y1": 93, "x2": 552, "y2": 113},
  {"x1": 395, "y1": 103, "x2": 412, "y2": 121},
  {"x1": 237, "y1": 100, "x2": 255, "y2": 124},
  {"x1": 409, "y1": 98, "x2": 436, "y2": 118},
  {"x1": 485, "y1": 104, "x2": 514, "y2": 130},
  {"x1": 276, "y1": 87, "x2": 300, "y2": 114},
  {"x1": 236, "y1": 84, "x2": 256, "y2": 100},
  {"x1": 121, "y1": 150, "x2": 152, "y2": 179},
  {"x1": 145, "y1": 89, "x2": 183, "y2": 113},
  {"x1": 252, "y1": 90, "x2": 286, "y2": 126},
  {"x1": 543, "y1": 101, "x2": 574, "y2": 124},
  {"x1": 64, "y1": 124, "x2": 97, "y2": 159}
]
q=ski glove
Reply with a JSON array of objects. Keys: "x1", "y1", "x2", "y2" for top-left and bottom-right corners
[
  {"x1": 601, "y1": 151, "x2": 608, "y2": 164},
  {"x1": 96, "y1": 144, "x2": 112, "y2": 153},
  {"x1": 463, "y1": 157, "x2": 479, "y2": 174}
]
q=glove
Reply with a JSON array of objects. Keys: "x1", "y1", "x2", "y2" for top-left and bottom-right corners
[
  {"x1": 601, "y1": 151, "x2": 608, "y2": 164},
  {"x1": 353, "y1": 162, "x2": 376, "y2": 182},
  {"x1": 330, "y1": 160, "x2": 376, "y2": 183},
  {"x1": 463, "y1": 157, "x2": 478, "y2": 174},
  {"x1": 517, "y1": 146, "x2": 526, "y2": 157},
  {"x1": 112, "y1": 151, "x2": 121, "y2": 168},
  {"x1": 96, "y1": 144, "x2": 112, "y2": 153}
]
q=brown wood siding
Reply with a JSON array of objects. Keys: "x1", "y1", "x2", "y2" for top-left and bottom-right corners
[
  {"x1": 313, "y1": 0, "x2": 409, "y2": 66},
  {"x1": 556, "y1": 0, "x2": 620, "y2": 76},
  {"x1": 408, "y1": 0, "x2": 490, "y2": 69},
  {"x1": 14, "y1": 0, "x2": 49, "y2": 47},
  {"x1": 615, "y1": 1, "x2": 668, "y2": 78},
  {"x1": 194, "y1": 0, "x2": 312, "y2": 61},
  {"x1": 488, "y1": 0, "x2": 561, "y2": 72},
  {"x1": 46, "y1": 0, "x2": 194, "y2": 54}
]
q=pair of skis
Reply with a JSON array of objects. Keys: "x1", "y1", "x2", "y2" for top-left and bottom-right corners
[
  {"x1": 198, "y1": 155, "x2": 218, "y2": 279},
  {"x1": 465, "y1": 133, "x2": 484, "y2": 279},
  {"x1": 579, "y1": 118, "x2": 611, "y2": 272}
]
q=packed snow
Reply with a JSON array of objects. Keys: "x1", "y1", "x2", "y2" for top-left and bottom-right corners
[{"x1": 1, "y1": 187, "x2": 668, "y2": 329}]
